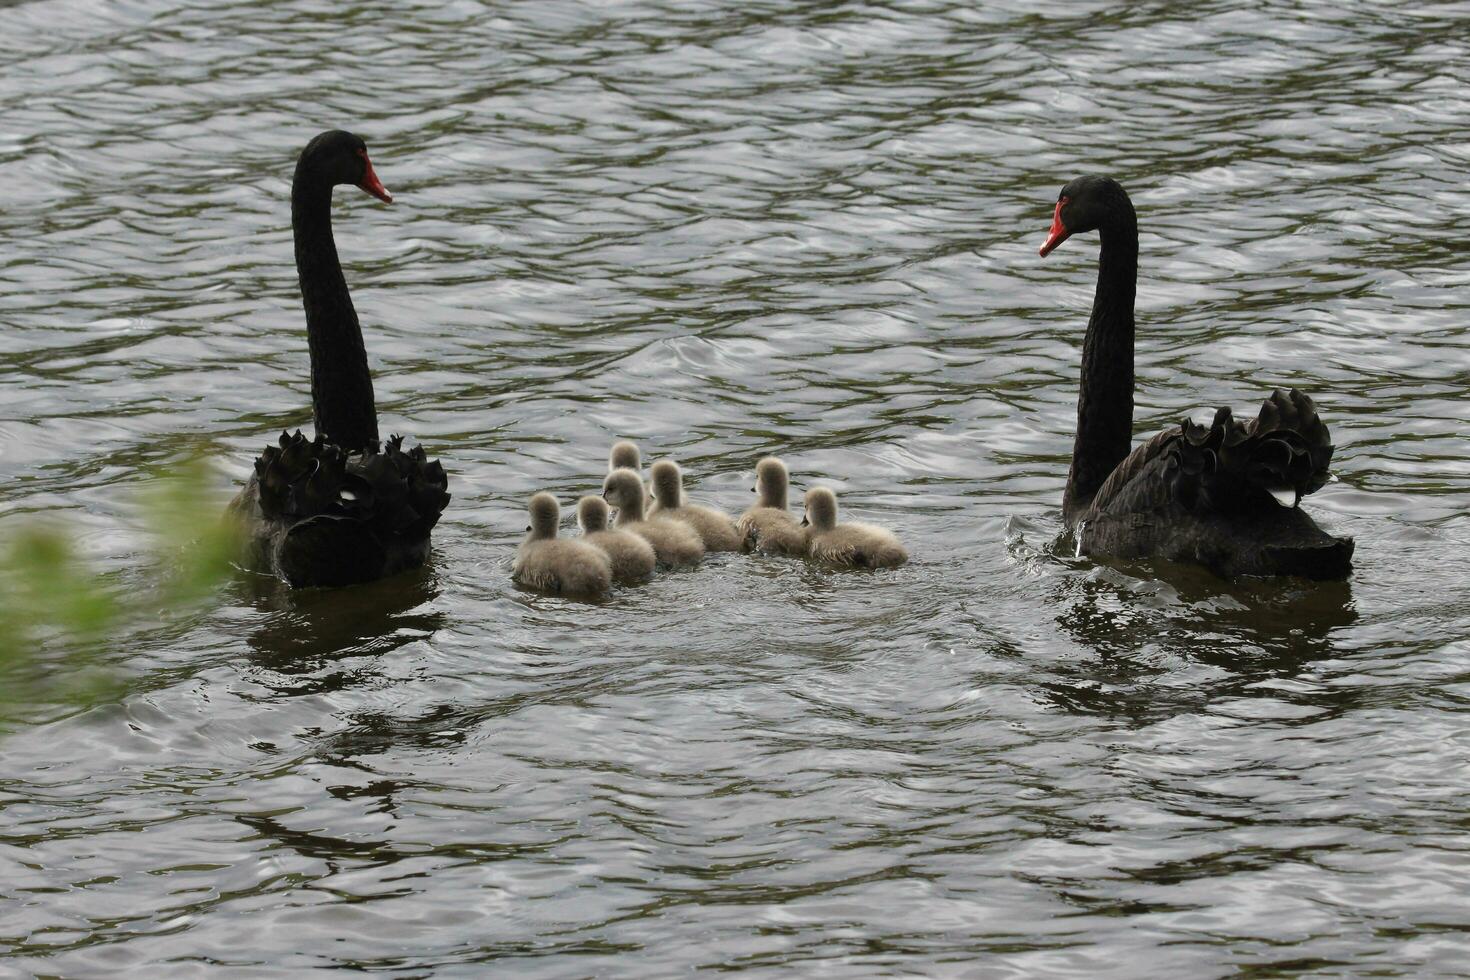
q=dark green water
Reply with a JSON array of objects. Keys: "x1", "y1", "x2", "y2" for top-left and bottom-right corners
[{"x1": 2, "y1": 0, "x2": 1469, "y2": 974}]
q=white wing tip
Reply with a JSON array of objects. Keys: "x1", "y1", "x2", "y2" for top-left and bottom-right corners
[{"x1": 1268, "y1": 486, "x2": 1297, "y2": 508}]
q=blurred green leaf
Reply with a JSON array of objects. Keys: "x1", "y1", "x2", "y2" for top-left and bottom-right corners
[
  {"x1": 0, "y1": 460, "x2": 240, "y2": 732},
  {"x1": 139, "y1": 458, "x2": 242, "y2": 607}
]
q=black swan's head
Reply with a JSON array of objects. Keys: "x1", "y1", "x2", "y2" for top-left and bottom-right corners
[
  {"x1": 298, "y1": 130, "x2": 393, "y2": 203},
  {"x1": 1038, "y1": 175, "x2": 1133, "y2": 257}
]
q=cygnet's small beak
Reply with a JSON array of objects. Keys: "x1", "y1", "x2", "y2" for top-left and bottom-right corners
[
  {"x1": 800, "y1": 516, "x2": 809, "y2": 527},
  {"x1": 525, "y1": 524, "x2": 531, "y2": 532},
  {"x1": 750, "y1": 486, "x2": 756, "y2": 493}
]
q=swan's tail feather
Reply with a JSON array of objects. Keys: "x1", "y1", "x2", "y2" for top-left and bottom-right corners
[
  {"x1": 378, "y1": 434, "x2": 451, "y2": 537},
  {"x1": 1243, "y1": 388, "x2": 1333, "y2": 499},
  {"x1": 1169, "y1": 388, "x2": 1334, "y2": 514},
  {"x1": 250, "y1": 429, "x2": 449, "y2": 538}
]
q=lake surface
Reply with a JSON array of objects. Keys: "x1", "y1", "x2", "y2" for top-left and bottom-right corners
[{"x1": 3, "y1": 0, "x2": 1469, "y2": 974}]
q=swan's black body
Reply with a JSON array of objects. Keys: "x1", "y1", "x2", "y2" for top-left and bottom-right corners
[
  {"x1": 228, "y1": 131, "x2": 449, "y2": 588},
  {"x1": 1042, "y1": 176, "x2": 1352, "y2": 580}
]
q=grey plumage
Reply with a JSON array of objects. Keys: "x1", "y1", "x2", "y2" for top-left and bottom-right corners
[
  {"x1": 513, "y1": 492, "x2": 612, "y2": 596},
  {"x1": 648, "y1": 459, "x2": 743, "y2": 553},
  {"x1": 577, "y1": 494, "x2": 656, "y2": 584},
  {"x1": 802, "y1": 487, "x2": 907, "y2": 569},
  {"x1": 603, "y1": 468, "x2": 704, "y2": 568},
  {"x1": 737, "y1": 456, "x2": 806, "y2": 556}
]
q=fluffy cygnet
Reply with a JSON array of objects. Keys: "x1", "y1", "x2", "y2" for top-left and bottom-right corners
[
  {"x1": 736, "y1": 456, "x2": 806, "y2": 555},
  {"x1": 602, "y1": 468, "x2": 704, "y2": 567},
  {"x1": 513, "y1": 492, "x2": 612, "y2": 596},
  {"x1": 609, "y1": 440, "x2": 655, "y2": 508},
  {"x1": 802, "y1": 487, "x2": 908, "y2": 569},
  {"x1": 609, "y1": 440, "x2": 641, "y2": 473},
  {"x1": 648, "y1": 459, "x2": 743, "y2": 553},
  {"x1": 577, "y1": 494, "x2": 655, "y2": 584}
]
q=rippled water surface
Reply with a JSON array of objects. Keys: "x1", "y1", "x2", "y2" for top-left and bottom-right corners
[{"x1": 3, "y1": 0, "x2": 1470, "y2": 974}]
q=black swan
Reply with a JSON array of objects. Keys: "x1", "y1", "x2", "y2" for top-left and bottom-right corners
[
  {"x1": 1039, "y1": 175, "x2": 1353, "y2": 580},
  {"x1": 228, "y1": 130, "x2": 449, "y2": 588}
]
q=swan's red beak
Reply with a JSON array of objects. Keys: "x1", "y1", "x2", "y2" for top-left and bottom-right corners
[
  {"x1": 356, "y1": 149, "x2": 393, "y2": 204},
  {"x1": 1038, "y1": 198, "x2": 1070, "y2": 257}
]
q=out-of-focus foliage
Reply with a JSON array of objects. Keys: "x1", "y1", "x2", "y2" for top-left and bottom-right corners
[{"x1": 0, "y1": 461, "x2": 238, "y2": 729}]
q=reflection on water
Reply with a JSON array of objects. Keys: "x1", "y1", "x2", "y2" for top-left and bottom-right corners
[
  {"x1": 236, "y1": 569, "x2": 445, "y2": 712},
  {"x1": 240, "y1": 568, "x2": 444, "y2": 677},
  {"x1": 3, "y1": 0, "x2": 1470, "y2": 974},
  {"x1": 1044, "y1": 562, "x2": 1358, "y2": 721}
]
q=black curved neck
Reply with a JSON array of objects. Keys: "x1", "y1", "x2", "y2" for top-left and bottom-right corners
[
  {"x1": 292, "y1": 168, "x2": 378, "y2": 453},
  {"x1": 1065, "y1": 212, "x2": 1137, "y2": 523}
]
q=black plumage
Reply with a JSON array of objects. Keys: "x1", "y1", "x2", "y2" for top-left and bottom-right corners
[
  {"x1": 228, "y1": 132, "x2": 449, "y2": 588},
  {"x1": 1042, "y1": 176, "x2": 1352, "y2": 580}
]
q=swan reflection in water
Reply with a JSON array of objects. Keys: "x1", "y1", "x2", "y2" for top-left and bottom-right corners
[
  {"x1": 236, "y1": 565, "x2": 444, "y2": 694},
  {"x1": 1038, "y1": 554, "x2": 1356, "y2": 724}
]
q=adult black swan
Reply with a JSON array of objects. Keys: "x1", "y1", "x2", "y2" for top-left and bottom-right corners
[
  {"x1": 1038, "y1": 175, "x2": 1352, "y2": 580},
  {"x1": 228, "y1": 131, "x2": 449, "y2": 588}
]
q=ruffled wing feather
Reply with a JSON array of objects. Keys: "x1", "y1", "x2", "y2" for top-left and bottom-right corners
[
  {"x1": 246, "y1": 430, "x2": 450, "y2": 586},
  {"x1": 1085, "y1": 388, "x2": 1334, "y2": 522}
]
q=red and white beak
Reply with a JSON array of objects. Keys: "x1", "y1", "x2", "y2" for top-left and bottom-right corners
[
  {"x1": 1038, "y1": 197, "x2": 1070, "y2": 257},
  {"x1": 355, "y1": 148, "x2": 392, "y2": 204}
]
